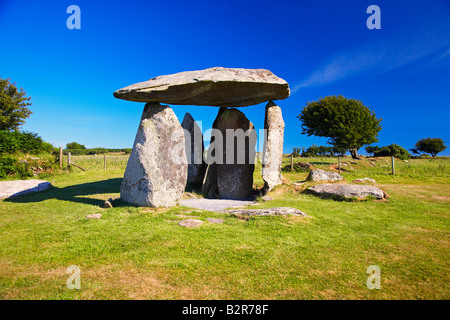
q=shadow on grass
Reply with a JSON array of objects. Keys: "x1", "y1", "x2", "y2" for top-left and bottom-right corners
[{"x1": 3, "y1": 178, "x2": 138, "y2": 207}]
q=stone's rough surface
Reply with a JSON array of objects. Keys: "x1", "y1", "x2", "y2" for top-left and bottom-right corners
[
  {"x1": 113, "y1": 67, "x2": 290, "y2": 107},
  {"x1": 307, "y1": 184, "x2": 385, "y2": 199},
  {"x1": 0, "y1": 180, "x2": 52, "y2": 200},
  {"x1": 201, "y1": 107, "x2": 227, "y2": 198},
  {"x1": 178, "y1": 219, "x2": 204, "y2": 228},
  {"x1": 120, "y1": 103, "x2": 187, "y2": 207},
  {"x1": 224, "y1": 207, "x2": 308, "y2": 217},
  {"x1": 261, "y1": 195, "x2": 273, "y2": 202},
  {"x1": 206, "y1": 218, "x2": 224, "y2": 224},
  {"x1": 306, "y1": 169, "x2": 344, "y2": 182},
  {"x1": 86, "y1": 214, "x2": 102, "y2": 219},
  {"x1": 262, "y1": 101, "x2": 285, "y2": 190},
  {"x1": 353, "y1": 178, "x2": 377, "y2": 183},
  {"x1": 181, "y1": 112, "x2": 206, "y2": 187},
  {"x1": 215, "y1": 108, "x2": 257, "y2": 199}
]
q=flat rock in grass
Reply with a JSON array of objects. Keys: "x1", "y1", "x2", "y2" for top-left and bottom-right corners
[
  {"x1": 206, "y1": 218, "x2": 224, "y2": 224},
  {"x1": 306, "y1": 169, "x2": 344, "y2": 182},
  {"x1": 261, "y1": 195, "x2": 273, "y2": 202},
  {"x1": 113, "y1": 67, "x2": 290, "y2": 107},
  {"x1": 306, "y1": 184, "x2": 384, "y2": 200},
  {"x1": 86, "y1": 214, "x2": 102, "y2": 219},
  {"x1": 178, "y1": 219, "x2": 204, "y2": 228},
  {"x1": 0, "y1": 180, "x2": 52, "y2": 200},
  {"x1": 224, "y1": 207, "x2": 308, "y2": 217},
  {"x1": 353, "y1": 178, "x2": 376, "y2": 184}
]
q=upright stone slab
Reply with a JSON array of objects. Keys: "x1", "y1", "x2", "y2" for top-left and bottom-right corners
[
  {"x1": 262, "y1": 101, "x2": 285, "y2": 191},
  {"x1": 215, "y1": 108, "x2": 257, "y2": 199},
  {"x1": 120, "y1": 103, "x2": 187, "y2": 207},
  {"x1": 201, "y1": 107, "x2": 227, "y2": 198},
  {"x1": 181, "y1": 112, "x2": 206, "y2": 188}
]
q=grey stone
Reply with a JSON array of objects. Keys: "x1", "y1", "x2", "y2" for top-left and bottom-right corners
[
  {"x1": 215, "y1": 108, "x2": 257, "y2": 199},
  {"x1": 206, "y1": 218, "x2": 224, "y2": 224},
  {"x1": 261, "y1": 195, "x2": 273, "y2": 202},
  {"x1": 86, "y1": 214, "x2": 102, "y2": 219},
  {"x1": 201, "y1": 107, "x2": 227, "y2": 197},
  {"x1": 0, "y1": 180, "x2": 52, "y2": 200},
  {"x1": 181, "y1": 112, "x2": 206, "y2": 187},
  {"x1": 262, "y1": 101, "x2": 285, "y2": 191},
  {"x1": 306, "y1": 184, "x2": 385, "y2": 200},
  {"x1": 120, "y1": 103, "x2": 187, "y2": 207},
  {"x1": 306, "y1": 169, "x2": 344, "y2": 182},
  {"x1": 178, "y1": 219, "x2": 204, "y2": 228},
  {"x1": 113, "y1": 67, "x2": 290, "y2": 107},
  {"x1": 224, "y1": 207, "x2": 308, "y2": 217}
]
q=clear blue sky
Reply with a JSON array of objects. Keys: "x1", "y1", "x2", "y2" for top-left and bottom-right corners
[{"x1": 1, "y1": 0, "x2": 449, "y2": 155}]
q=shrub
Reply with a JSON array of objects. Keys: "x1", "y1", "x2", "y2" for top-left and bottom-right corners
[
  {"x1": 0, "y1": 130, "x2": 54, "y2": 155},
  {"x1": 0, "y1": 155, "x2": 33, "y2": 179},
  {"x1": 373, "y1": 144, "x2": 411, "y2": 160}
]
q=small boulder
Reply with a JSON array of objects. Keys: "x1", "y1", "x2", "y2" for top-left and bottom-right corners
[
  {"x1": 353, "y1": 178, "x2": 376, "y2": 184},
  {"x1": 178, "y1": 219, "x2": 204, "y2": 228},
  {"x1": 261, "y1": 195, "x2": 273, "y2": 202},
  {"x1": 306, "y1": 184, "x2": 385, "y2": 200},
  {"x1": 306, "y1": 169, "x2": 344, "y2": 182},
  {"x1": 86, "y1": 214, "x2": 102, "y2": 219}
]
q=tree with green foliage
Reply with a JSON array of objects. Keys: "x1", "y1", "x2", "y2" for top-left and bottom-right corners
[
  {"x1": 0, "y1": 77, "x2": 32, "y2": 131},
  {"x1": 66, "y1": 142, "x2": 86, "y2": 150},
  {"x1": 365, "y1": 146, "x2": 381, "y2": 156},
  {"x1": 372, "y1": 144, "x2": 411, "y2": 160},
  {"x1": 298, "y1": 95, "x2": 382, "y2": 159},
  {"x1": 413, "y1": 138, "x2": 446, "y2": 157}
]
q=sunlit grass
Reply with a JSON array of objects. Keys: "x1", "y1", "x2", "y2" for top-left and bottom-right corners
[{"x1": 0, "y1": 156, "x2": 448, "y2": 299}]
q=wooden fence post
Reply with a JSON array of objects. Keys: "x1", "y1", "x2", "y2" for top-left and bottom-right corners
[
  {"x1": 104, "y1": 153, "x2": 106, "y2": 171},
  {"x1": 59, "y1": 147, "x2": 63, "y2": 168},
  {"x1": 68, "y1": 152, "x2": 71, "y2": 168},
  {"x1": 291, "y1": 153, "x2": 294, "y2": 171},
  {"x1": 391, "y1": 156, "x2": 395, "y2": 175}
]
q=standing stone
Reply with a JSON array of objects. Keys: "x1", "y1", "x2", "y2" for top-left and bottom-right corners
[
  {"x1": 201, "y1": 107, "x2": 227, "y2": 198},
  {"x1": 262, "y1": 101, "x2": 285, "y2": 191},
  {"x1": 181, "y1": 112, "x2": 206, "y2": 188},
  {"x1": 215, "y1": 108, "x2": 257, "y2": 199},
  {"x1": 120, "y1": 103, "x2": 187, "y2": 207}
]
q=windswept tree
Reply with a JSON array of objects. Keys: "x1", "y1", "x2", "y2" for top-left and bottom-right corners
[
  {"x1": 298, "y1": 95, "x2": 382, "y2": 159},
  {"x1": 413, "y1": 138, "x2": 446, "y2": 157},
  {"x1": 0, "y1": 77, "x2": 32, "y2": 131},
  {"x1": 66, "y1": 142, "x2": 86, "y2": 150}
]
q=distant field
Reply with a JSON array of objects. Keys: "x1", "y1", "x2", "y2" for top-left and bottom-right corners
[{"x1": 0, "y1": 156, "x2": 448, "y2": 299}]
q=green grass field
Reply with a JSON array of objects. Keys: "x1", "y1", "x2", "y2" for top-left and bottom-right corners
[{"x1": 0, "y1": 155, "x2": 449, "y2": 299}]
